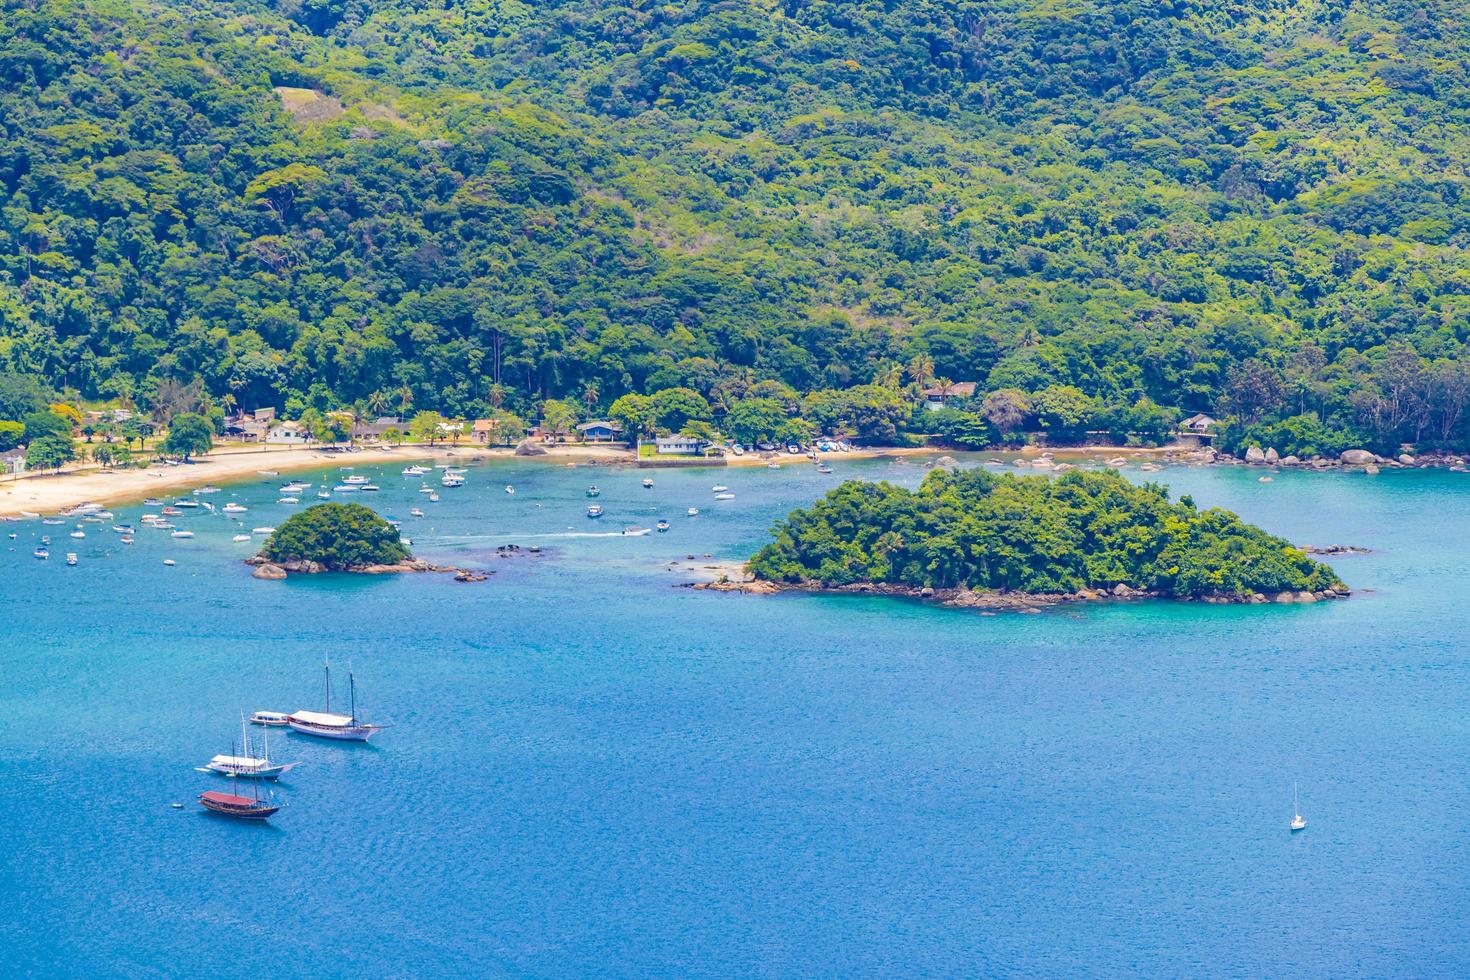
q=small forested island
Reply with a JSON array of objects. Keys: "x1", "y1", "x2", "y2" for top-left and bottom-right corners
[
  {"x1": 248, "y1": 502, "x2": 447, "y2": 578},
  {"x1": 740, "y1": 470, "x2": 1346, "y2": 609}
]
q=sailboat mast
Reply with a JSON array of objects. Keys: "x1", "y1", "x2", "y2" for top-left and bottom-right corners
[
  {"x1": 350, "y1": 671, "x2": 357, "y2": 723},
  {"x1": 324, "y1": 658, "x2": 331, "y2": 713}
]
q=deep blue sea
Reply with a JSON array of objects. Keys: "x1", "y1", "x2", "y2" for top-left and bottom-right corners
[{"x1": 2, "y1": 454, "x2": 1468, "y2": 976}]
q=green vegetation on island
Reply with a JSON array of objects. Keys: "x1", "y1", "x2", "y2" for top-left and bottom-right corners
[
  {"x1": 261, "y1": 502, "x2": 409, "y2": 571},
  {"x1": 747, "y1": 470, "x2": 1345, "y2": 601}
]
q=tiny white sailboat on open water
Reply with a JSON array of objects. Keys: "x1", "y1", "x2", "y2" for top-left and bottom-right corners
[{"x1": 1291, "y1": 782, "x2": 1306, "y2": 832}]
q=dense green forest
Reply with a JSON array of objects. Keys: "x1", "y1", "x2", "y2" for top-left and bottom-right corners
[
  {"x1": 4, "y1": 0, "x2": 1470, "y2": 451},
  {"x1": 748, "y1": 468, "x2": 1345, "y2": 598}
]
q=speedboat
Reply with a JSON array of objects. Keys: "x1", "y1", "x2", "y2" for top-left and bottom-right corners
[
  {"x1": 252, "y1": 527, "x2": 276, "y2": 535},
  {"x1": 333, "y1": 483, "x2": 361, "y2": 493},
  {"x1": 687, "y1": 507, "x2": 699, "y2": 517},
  {"x1": 505, "y1": 485, "x2": 515, "y2": 495},
  {"x1": 418, "y1": 486, "x2": 434, "y2": 494},
  {"x1": 622, "y1": 526, "x2": 651, "y2": 536},
  {"x1": 428, "y1": 493, "x2": 440, "y2": 502},
  {"x1": 257, "y1": 470, "x2": 279, "y2": 477},
  {"x1": 161, "y1": 506, "x2": 182, "y2": 516},
  {"x1": 196, "y1": 486, "x2": 220, "y2": 495},
  {"x1": 343, "y1": 475, "x2": 369, "y2": 485},
  {"x1": 152, "y1": 521, "x2": 176, "y2": 530},
  {"x1": 440, "y1": 474, "x2": 464, "y2": 488},
  {"x1": 70, "y1": 529, "x2": 85, "y2": 539},
  {"x1": 360, "y1": 484, "x2": 380, "y2": 492},
  {"x1": 714, "y1": 492, "x2": 735, "y2": 500},
  {"x1": 318, "y1": 491, "x2": 330, "y2": 499},
  {"x1": 402, "y1": 465, "x2": 430, "y2": 476},
  {"x1": 65, "y1": 553, "x2": 78, "y2": 565},
  {"x1": 232, "y1": 534, "x2": 252, "y2": 542},
  {"x1": 33, "y1": 548, "x2": 48, "y2": 559},
  {"x1": 250, "y1": 711, "x2": 290, "y2": 727},
  {"x1": 410, "y1": 508, "x2": 425, "y2": 518},
  {"x1": 280, "y1": 482, "x2": 310, "y2": 493},
  {"x1": 278, "y1": 497, "x2": 299, "y2": 504},
  {"x1": 42, "y1": 518, "x2": 63, "y2": 526},
  {"x1": 586, "y1": 486, "x2": 601, "y2": 498},
  {"x1": 656, "y1": 520, "x2": 670, "y2": 532},
  {"x1": 711, "y1": 485, "x2": 728, "y2": 493},
  {"x1": 642, "y1": 478, "x2": 654, "y2": 489},
  {"x1": 586, "y1": 505, "x2": 604, "y2": 518},
  {"x1": 112, "y1": 525, "x2": 133, "y2": 534},
  {"x1": 120, "y1": 536, "x2": 133, "y2": 544},
  {"x1": 143, "y1": 498, "x2": 164, "y2": 507},
  {"x1": 173, "y1": 499, "x2": 200, "y2": 509},
  {"x1": 222, "y1": 503, "x2": 247, "y2": 514},
  {"x1": 170, "y1": 530, "x2": 195, "y2": 539},
  {"x1": 817, "y1": 464, "x2": 833, "y2": 474},
  {"x1": 163, "y1": 559, "x2": 176, "y2": 566}
]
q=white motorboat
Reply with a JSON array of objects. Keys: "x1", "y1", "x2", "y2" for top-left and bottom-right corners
[
  {"x1": 232, "y1": 534, "x2": 252, "y2": 543},
  {"x1": 410, "y1": 508, "x2": 425, "y2": 517},
  {"x1": 65, "y1": 553, "x2": 78, "y2": 565},
  {"x1": 70, "y1": 529, "x2": 85, "y2": 539},
  {"x1": 586, "y1": 505, "x2": 604, "y2": 518},
  {"x1": 1291, "y1": 782, "x2": 1306, "y2": 832},
  {"x1": 687, "y1": 507, "x2": 699, "y2": 516},
  {"x1": 222, "y1": 503, "x2": 248, "y2": 514},
  {"x1": 250, "y1": 711, "x2": 290, "y2": 727},
  {"x1": 278, "y1": 497, "x2": 300, "y2": 504},
  {"x1": 622, "y1": 526, "x2": 651, "y2": 537},
  {"x1": 505, "y1": 485, "x2": 515, "y2": 495},
  {"x1": 170, "y1": 530, "x2": 195, "y2": 538},
  {"x1": 343, "y1": 475, "x2": 369, "y2": 485},
  {"x1": 642, "y1": 478, "x2": 654, "y2": 489},
  {"x1": 714, "y1": 492, "x2": 735, "y2": 500},
  {"x1": 711, "y1": 485, "x2": 728, "y2": 493},
  {"x1": 252, "y1": 526, "x2": 276, "y2": 534}
]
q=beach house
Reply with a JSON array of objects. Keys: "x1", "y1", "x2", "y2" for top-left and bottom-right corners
[
  {"x1": 353, "y1": 416, "x2": 402, "y2": 441},
  {"x1": 576, "y1": 420, "x2": 623, "y2": 443},
  {"x1": 653, "y1": 436, "x2": 705, "y2": 455},
  {"x1": 471, "y1": 418, "x2": 499, "y2": 444},
  {"x1": 921, "y1": 382, "x2": 978, "y2": 410},
  {"x1": 0, "y1": 447, "x2": 25, "y2": 475},
  {"x1": 1180, "y1": 413, "x2": 1217, "y2": 433}
]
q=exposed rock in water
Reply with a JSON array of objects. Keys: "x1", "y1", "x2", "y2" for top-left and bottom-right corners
[
  {"x1": 515, "y1": 438, "x2": 548, "y2": 456},
  {"x1": 1364, "y1": 464, "x2": 1381, "y2": 475},
  {"x1": 252, "y1": 563, "x2": 287, "y2": 580},
  {"x1": 1340, "y1": 449, "x2": 1377, "y2": 465},
  {"x1": 246, "y1": 554, "x2": 472, "y2": 577},
  {"x1": 1300, "y1": 544, "x2": 1371, "y2": 556},
  {"x1": 1399, "y1": 454, "x2": 1416, "y2": 465},
  {"x1": 1281, "y1": 455, "x2": 1300, "y2": 466},
  {"x1": 1244, "y1": 446, "x2": 1266, "y2": 464},
  {"x1": 1264, "y1": 448, "x2": 1280, "y2": 464}
]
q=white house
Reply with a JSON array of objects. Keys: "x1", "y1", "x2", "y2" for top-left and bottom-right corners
[
  {"x1": 266, "y1": 421, "x2": 309, "y2": 444},
  {"x1": 655, "y1": 436, "x2": 703, "y2": 455},
  {"x1": 1180, "y1": 413, "x2": 1218, "y2": 432}
]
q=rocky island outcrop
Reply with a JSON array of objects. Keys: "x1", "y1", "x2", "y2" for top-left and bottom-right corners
[
  {"x1": 247, "y1": 502, "x2": 478, "y2": 580},
  {"x1": 719, "y1": 469, "x2": 1347, "y2": 611}
]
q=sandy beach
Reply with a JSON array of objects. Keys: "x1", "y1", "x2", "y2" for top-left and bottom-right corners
[
  {"x1": 0, "y1": 440, "x2": 1177, "y2": 518},
  {"x1": 0, "y1": 443, "x2": 619, "y2": 518}
]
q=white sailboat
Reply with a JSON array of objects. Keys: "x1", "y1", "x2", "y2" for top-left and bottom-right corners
[
  {"x1": 288, "y1": 661, "x2": 387, "y2": 741},
  {"x1": 199, "y1": 714, "x2": 299, "y2": 780},
  {"x1": 1291, "y1": 782, "x2": 1306, "y2": 832}
]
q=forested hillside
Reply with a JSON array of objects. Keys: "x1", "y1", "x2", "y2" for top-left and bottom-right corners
[{"x1": 5, "y1": 0, "x2": 1470, "y2": 452}]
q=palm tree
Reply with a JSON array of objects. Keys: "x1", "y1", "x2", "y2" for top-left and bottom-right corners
[
  {"x1": 397, "y1": 386, "x2": 414, "y2": 415},
  {"x1": 488, "y1": 384, "x2": 507, "y2": 410},
  {"x1": 367, "y1": 390, "x2": 388, "y2": 418},
  {"x1": 907, "y1": 354, "x2": 935, "y2": 390},
  {"x1": 876, "y1": 363, "x2": 904, "y2": 390},
  {"x1": 220, "y1": 392, "x2": 238, "y2": 418},
  {"x1": 582, "y1": 381, "x2": 600, "y2": 415}
]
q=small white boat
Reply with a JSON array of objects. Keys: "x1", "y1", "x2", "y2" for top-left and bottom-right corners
[
  {"x1": 768, "y1": 461, "x2": 781, "y2": 469},
  {"x1": 196, "y1": 486, "x2": 221, "y2": 495},
  {"x1": 687, "y1": 507, "x2": 699, "y2": 517},
  {"x1": 343, "y1": 475, "x2": 369, "y2": 485},
  {"x1": 280, "y1": 482, "x2": 311, "y2": 493},
  {"x1": 642, "y1": 478, "x2": 654, "y2": 489},
  {"x1": 163, "y1": 559, "x2": 176, "y2": 566},
  {"x1": 428, "y1": 493, "x2": 440, "y2": 502},
  {"x1": 1291, "y1": 782, "x2": 1306, "y2": 832},
  {"x1": 250, "y1": 711, "x2": 290, "y2": 727},
  {"x1": 410, "y1": 508, "x2": 425, "y2": 518},
  {"x1": 65, "y1": 553, "x2": 78, "y2": 565},
  {"x1": 656, "y1": 520, "x2": 670, "y2": 532},
  {"x1": 20, "y1": 510, "x2": 41, "y2": 518},
  {"x1": 42, "y1": 518, "x2": 63, "y2": 526},
  {"x1": 171, "y1": 530, "x2": 195, "y2": 539},
  {"x1": 278, "y1": 497, "x2": 300, "y2": 504},
  {"x1": 70, "y1": 529, "x2": 85, "y2": 539},
  {"x1": 359, "y1": 484, "x2": 380, "y2": 492},
  {"x1": 711, "y1": 485, "x2": 728, "y2": 493},
  {"x1": 622, "y1": 526, "x2": 651, "y2": 537},
  {"x1": 333, "y1": 484, "x2": 361, "y2": 493},
  {"x1": 120, "y1": 536, "x2": 133, "y2": 545},
  {"x1": 152, "y1": 521, "x2": 175, "y2": 530},
  {"x1": 586, "y1": 486, "x2": 600, "y2": 498},
  {"x1": 440, "y1": 475, "x2": 464, "y2": 488},
  {"x1": 586, "y1": 505, "x2": 604, "y2": 519},
  {"x1": 252, "y1": 527, "x2": 276, "y2": 534},
  {"x1": 173, "y1": 500, "x2": 200, "y2": 509},
  {"x1": 143, "y1": 499, "x2": 164, "y2": 507},
  {"x1": 33, "y1": 548, "x2": 48, "y2": 559},
  {"x1": 817, "y1": 464, "x2": 833, "y2": 474},
  {"x1": 505, "y1": 485, "x2": 515, "y2": 495},
  {"x1": 418, "y1": 486, "x2": 434, "y2": 494},
  {"x1": 714, "y1": 492, "x2": 735, "y2": 500},
  {"x1": 402, "y1": 466, "x2": 430, "y2": 476},
  {"x1": 112, "y1": 525, "x2": 133, "y2": 534},
  {"x1": 222, "y1": 503, "x2": 248, "y2": 514},
  {"x1": 233, "y1": 534, "x2": 252, "y2": 543},
  {"x1": 317, "y1": 492, "x2": 331, "y2": 499}
]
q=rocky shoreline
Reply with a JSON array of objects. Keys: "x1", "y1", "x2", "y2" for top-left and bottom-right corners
[
  {"x1": 692, "y1": 576, "x2": 1350, "y2": 612},
  {"x1": 245, "y1": 554, "x2": 487, "y2": 581}
]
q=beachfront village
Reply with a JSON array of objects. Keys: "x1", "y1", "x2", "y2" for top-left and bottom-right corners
[{"x1": 1, "y1": 370, "x2": 1220, "y2": 487}]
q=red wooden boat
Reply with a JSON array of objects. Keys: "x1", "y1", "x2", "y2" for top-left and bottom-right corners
[{"x1": 197, "y1": 789, "x2": 280, "y2": 820}]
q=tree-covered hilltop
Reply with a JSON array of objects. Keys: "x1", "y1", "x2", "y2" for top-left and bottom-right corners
[
  {"x1": 747, "y1": 470, "x2": 1345, "y2": 600},
  {"x1": 262, "y1": 502, "x2": 408, "y2": 570},
  {"x1": 6, "y1": 0, "x2": 1470, "y2": 451}
]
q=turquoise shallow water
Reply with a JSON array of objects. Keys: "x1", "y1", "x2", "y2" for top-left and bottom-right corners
[{"x1": 2, "y1": 456, "x2": 1469, "y2": 976}]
